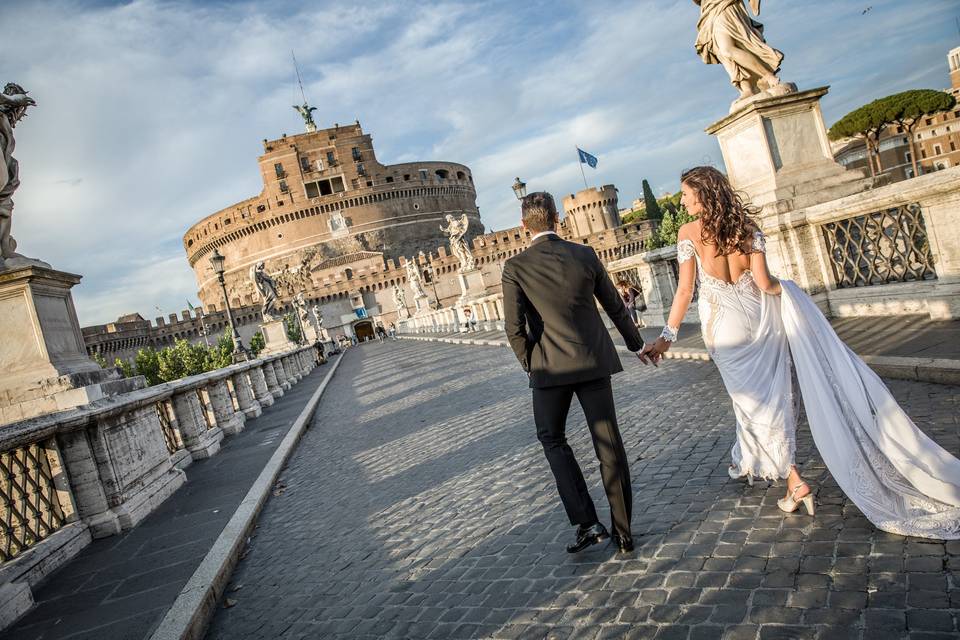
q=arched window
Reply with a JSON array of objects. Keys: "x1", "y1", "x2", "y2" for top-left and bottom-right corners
[
  {"x1": 435, "y1": 169, "x2": 449, "y2": 180},
  {"x1": 345, "y1": 268, "x2": 354, "y2": 280}
]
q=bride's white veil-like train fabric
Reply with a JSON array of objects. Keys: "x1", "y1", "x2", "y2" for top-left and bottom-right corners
[{"x1": 778, "y1": 280, "x2": 960, "y2": 539}]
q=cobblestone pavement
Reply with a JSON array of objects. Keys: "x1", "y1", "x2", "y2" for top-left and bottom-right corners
[{"x1": 206, "y1": 340, "x2": 960, "y2": 640}]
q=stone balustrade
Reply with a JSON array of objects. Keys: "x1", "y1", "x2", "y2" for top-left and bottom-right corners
[
  {"x1": 608, "y1": 167, "x2": 960, "y2": 323},
  {"x1": 398, "y1": 292, "x2": 507, "y2": 335},
  {"x1": 0, "y1": 346, "x2": 320, "y2": 626}
]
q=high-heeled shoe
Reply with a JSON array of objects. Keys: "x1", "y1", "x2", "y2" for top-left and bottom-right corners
[
  {"x1": 728, "y1": 465, "x2": 754, "y2": 486},
  {"x1": 777, "y1": 483, "x2": 815, "y2": 515}
]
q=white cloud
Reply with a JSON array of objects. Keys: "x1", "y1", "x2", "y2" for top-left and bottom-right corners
[{"x1": 1, "y1": 0, "x2": 957, "y2": 325}]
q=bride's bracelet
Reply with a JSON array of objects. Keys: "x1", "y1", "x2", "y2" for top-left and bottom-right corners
[{"x1": 659, "y1": 325, "x2": 679, "y2": 343}]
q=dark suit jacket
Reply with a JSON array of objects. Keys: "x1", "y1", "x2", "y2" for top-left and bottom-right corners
[{"x1": 501, "y1": 234, "x2": 644, "y2": 388}]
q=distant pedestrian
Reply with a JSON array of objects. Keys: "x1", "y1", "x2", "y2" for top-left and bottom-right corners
[
  {"x1": 617, "y1": 280, "x2": 646, "y2": 329},
  {"x1": 388, "y1": 322, "x2": 397, "y2": 340},
  {"x1": 376, "y1": 323, "x2": 387, "y2": 343}
]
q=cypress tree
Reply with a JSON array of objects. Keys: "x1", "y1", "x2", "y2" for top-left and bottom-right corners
[{"x1": 642, "y1": 179, "x2": 662, "y2": 219}]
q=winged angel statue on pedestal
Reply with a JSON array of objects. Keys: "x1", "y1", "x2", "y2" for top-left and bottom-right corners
[
  {"x1": 440, "y1": 213, "x2": 476, "y2": 272},
  {"x1": 694, "y1": 0, "x2": 794, "y2": 111}
]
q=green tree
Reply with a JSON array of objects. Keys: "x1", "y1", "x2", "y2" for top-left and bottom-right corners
[
  {"x1": 284, "y1": 312, "x2": 302, "y2": 344},
  {"x1": 135, "y1": 347, "x2": 162, "y2": 386},
  {"x1": 651, "y1": 204, "x2": 697, "y2": 248},
  {"x1": 641, "y1": 179, "x2": 662, "y2": 220},
  {"x1": 887, "y1": 89, "x2": 957, "y2": 177},
  {"x1": 829, "y1": 97, "x2": 894, "y2": 176},
  {"x1": 249, "y1": 331, "x2": 265, "y2": 357},
  {"x1": 114, "y1": 357, "x2": 135, "y2": 378},
  {"x1": 205, "y1": 330, "x2": 235, "y2": 370}
]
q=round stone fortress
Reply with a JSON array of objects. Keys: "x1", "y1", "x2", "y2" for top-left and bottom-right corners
[{"x1": 184, "y1": 121, "x2": 484, "y2": 309}]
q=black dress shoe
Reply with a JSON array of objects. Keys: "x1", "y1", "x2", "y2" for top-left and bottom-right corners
[
  {"x1": 566, "y1": 523, "x2": 610, "y2": 553},
  {"x1": 612, "y1": 533, "x2": 634, "y2": 553}
]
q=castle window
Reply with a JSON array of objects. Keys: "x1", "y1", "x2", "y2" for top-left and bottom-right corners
[
  {"x1": 279, "y1": 180, "x2": 289, "y2": 193},
  {"x1": 366, "y1": 181, "x2": 373, "y2": 187},
  {"x1": 345, "y1": 268, "x2": 353, "y2": 279},
  {"x1": 435, "y1": 169, "x2": 449, "y2": 179},
  {"x1": 300, "y1": 156, "x2": 311, "y2": 172},
  {"x1": 456, "y1": 171, "x2": 465, "y2": 180},
  {"x1": 934, "y1": 144, "x2": 943, "y2": 155},
  {"x1": 357, "y1": 163, "x2": 366, "y2": 176},
  {"x1": 224, "y1": 218, "x2": 231, "y2": 225},
  {"x1": 352, "y1": 147, "x2": 362, "y2": 161},
  {"x1": 326, "y1": 151, "x2": 336, "y2": 166},
  {"x1": 952, "y1": 141, "x2": 957, "y2": 151},
  {"x1": 385, "y1": 176, "x2": 394, "y2": 183},
  {"x1": 188, "y1": 239, "x2": 193, "y2": 247},
  {"x1": 274, "y1": 163, "x2": 285, "y2": 178},
  {"x1": 256, "y1": 204, "x2": 266, "y2": 213},
  {"x1": 419, "y1": 169, "x2": 429, "y2": 180},
  {"x1": 403, "y1": 174, "x2": 410, "y2": 181}
]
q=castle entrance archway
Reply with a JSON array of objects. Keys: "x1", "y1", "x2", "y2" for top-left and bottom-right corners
[{"x1": 354, "y1": 320, "x2": 375, "y2": 342}]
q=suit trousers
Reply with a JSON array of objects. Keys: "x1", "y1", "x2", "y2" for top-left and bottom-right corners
[{"x1": 532, "y1": 376, "x2": 632, "y2": 537}]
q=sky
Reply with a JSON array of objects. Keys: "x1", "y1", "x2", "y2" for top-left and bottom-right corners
[{"x1": 1, "y1": 0, "x2": 958, "y2": 326}]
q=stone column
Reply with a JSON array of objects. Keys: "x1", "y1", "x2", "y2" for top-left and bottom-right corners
[
  {"x1": 249, "y1": 365, "x2": 275, "y2": 407},
  {"x1": 262, "y1": 360, "x2": 285, "y2": 398},
  {"x1": 231, "y1": 370, "x2": 262, "y2": 418},
  {"x1": 208, "y1": 378, "x2": 245, "y2": 435},
  {"x1": 275, "y1": 358, "x2": 294, "y2": 388},
  {"x1": 171, "y1": 389, "x2": 223, "y2": 459},
  {"x1": 56, "y1": 428, "x2": 121, "y2": 538},
  {"x1": 284, "y1": 355, "x2": 302, "y2": 383},
  {"x1": 920, "y1": 183, "x2": 960, "y2": 319}
]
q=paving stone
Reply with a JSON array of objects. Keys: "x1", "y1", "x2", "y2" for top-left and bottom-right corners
[{"x1": 136, "y1": 340, "x2": 959, "y2": 640}]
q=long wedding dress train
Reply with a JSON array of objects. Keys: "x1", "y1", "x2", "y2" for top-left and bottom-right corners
[{"x1": 680, "y1": 234, "x2": 960, "y2": 539}]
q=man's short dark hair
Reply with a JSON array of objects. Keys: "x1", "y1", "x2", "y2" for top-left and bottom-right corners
[{"x1": 521, "y1": 192, "x2": 559, "y2": 233}]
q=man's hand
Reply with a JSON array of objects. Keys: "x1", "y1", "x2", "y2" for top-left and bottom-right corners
[{"x1": 637, "y1": 337, "x2": 671, "y2": 367}]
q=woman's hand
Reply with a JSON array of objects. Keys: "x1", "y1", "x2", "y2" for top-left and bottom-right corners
[{"x1": 638, "y1": 337, "x2": 671, "y2": 366}]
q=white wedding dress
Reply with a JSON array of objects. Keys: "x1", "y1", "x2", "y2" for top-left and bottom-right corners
[{"x1": 678, "y1": 232, "x2": 960, "y2": 539}]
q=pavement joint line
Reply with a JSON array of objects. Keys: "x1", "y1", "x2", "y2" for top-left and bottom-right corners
[
  {"x1": 398, "y1": 333, "x2": 960, "y2": 384},
  {"x1": 148, "y1": 353, "x2": 346, "y2": 640}
]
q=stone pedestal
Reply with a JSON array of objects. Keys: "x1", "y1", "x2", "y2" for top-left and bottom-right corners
[
  {"x1": 413, "y1": 294, "x2": 432, "y2": 315},
  {"x1": 0, "y1": 266, "x2": 144, "y2": 424},
  {"x1": 456, "y1": 268, "x2": 486, "y2": 305},
  {"x1": 258, "y1": 317, "x2": 296, "y2": 356},
  {"x1": 706, "y1": 87, "x2": 878, "y2": 215}
]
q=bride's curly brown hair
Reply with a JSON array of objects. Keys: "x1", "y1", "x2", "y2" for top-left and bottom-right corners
[{"x1": 681, "y1": 166, "x2": 759, "y2": 256}]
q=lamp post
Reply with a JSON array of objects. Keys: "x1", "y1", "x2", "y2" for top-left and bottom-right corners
[
  {"x1": 209, "y1": 248, "x2": 248, "y2": 362},
  {"x1": 512, "y1": 176, "x2": 527, "y2": 200},
  {"x1": 419, "y1": 250, "x2": 441, "y2": 308}
]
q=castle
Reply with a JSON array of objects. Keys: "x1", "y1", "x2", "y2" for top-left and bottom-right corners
[{"x1": 83, "y1": 122, "x2": 656, "y2": 362}]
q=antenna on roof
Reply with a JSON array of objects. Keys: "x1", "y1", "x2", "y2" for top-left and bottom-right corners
[{"x1": 291, "y1": 50, "x2": 318, "y2": 133}]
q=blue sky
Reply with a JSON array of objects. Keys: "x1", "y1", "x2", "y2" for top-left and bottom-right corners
[{"x1": 1, "y1": 0, "x2": 958, "y2": 325}]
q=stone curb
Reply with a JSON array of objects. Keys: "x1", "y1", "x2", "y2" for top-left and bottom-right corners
[
  {"x1": 148, "y1": 353, "x2": 346, "y2": 640},
  {"x1": 398, "y1": 335, "x2": 960, "y2": 385}
]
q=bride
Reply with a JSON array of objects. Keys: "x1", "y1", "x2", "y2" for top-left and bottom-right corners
[{"x1": 639, "y1": 166, "x2": 960, "y2": 539}]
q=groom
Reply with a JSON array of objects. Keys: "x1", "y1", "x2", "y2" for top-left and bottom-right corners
[{"x1": 501, "y1": 192, "x2": 646, "y2": 553}]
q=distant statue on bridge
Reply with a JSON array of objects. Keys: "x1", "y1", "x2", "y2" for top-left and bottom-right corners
[
  {"x1": 1, "y1": 82, "x2": 46, "y2": 271},
  {"x1": 693, "y1": 0, "x2": 791, "y2": 111},
  {"x1": 440, "y1": 213, "x2": 476, "y2": 272},
  {"x1": 393, "y1": 284, "x2": 408, "y2": 319},
  {"x1": 404, "y1": 259, "x2": 428, "y2": 299},
  {"x1": 251, "y1": 262, "x2": 280, "y2": 320}
]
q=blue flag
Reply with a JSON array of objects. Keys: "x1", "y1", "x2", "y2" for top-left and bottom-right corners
[{"x1": 577, "y1": 147, "x2": 598, "y2": 168}]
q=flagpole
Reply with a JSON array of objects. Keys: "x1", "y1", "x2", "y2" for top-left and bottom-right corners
[{"x1": 576, "y1": 147, "x2": 588, "y2": 190}]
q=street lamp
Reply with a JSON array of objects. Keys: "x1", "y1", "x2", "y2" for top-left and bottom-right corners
[
  {"x1": 512, "y1": 177, "x2": 527, "y2": 200},
  {"x1": 209, "y1": 248, "x2": 249, "y2": 362},
  {"x1": 419, "y1": 250, "x2": 441, "y2": 308}
]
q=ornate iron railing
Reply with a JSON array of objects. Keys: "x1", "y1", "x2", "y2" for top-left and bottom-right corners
[
  {"x1": 0, "y1": 440, "x2": 67, "y2": 562},
  {"x1": 822, "y1": 203, "x2": 937, "y2": 289}
]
